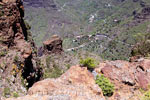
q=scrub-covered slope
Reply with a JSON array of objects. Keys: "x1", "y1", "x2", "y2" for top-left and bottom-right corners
[{"x1": 24, "y1": 0, "x2": 150, "y2": 60}]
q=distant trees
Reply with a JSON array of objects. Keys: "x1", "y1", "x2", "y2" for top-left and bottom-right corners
[{"x1": 131, "y1": 33, "x2": 150, "y2": 57}]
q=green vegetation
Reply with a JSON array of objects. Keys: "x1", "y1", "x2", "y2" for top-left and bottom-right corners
[
  {"x1": 3, "y1": 88, "x2": 19, "y2": 98},
  {"x1": 24, "y1": 0, "x2": 150, "y2": 60},
  {"x1": 141, "y1": 90, "x2": 150, "y2": 100},
  {"x1": 66, "y1": 64, "x2": 71, "y2": 69},
  {"x1": 43, "y1": 66, "x2": 63, "y2": 78},
  {"x1": 0, "y1": 50, "x2": 7, "y2": 57},
  {"x1": 14, "y1": 55, "x2": 19, "y2": 63},
  {"x1": 131, "y1": 33, "x2": 150, "y2": 57},
  {"x1": 96, "y1": 75, "x2": 114, "y2": 97},
  {"x1": 80, "y1": 57, "x2": 98, "y2": 69},
  {"x1": 24, "y1": 20, "x2": 31, "y2": 30},
  {"x1": 43, "y1": 55, "x2": 65, "y2": 78},
  {"x1": 3, "y1": 87, "x2": 11, "y2": 98},
  {"x1": 21, "y1": 77, "x2": 28, "y2": 88},
  {"x1": 46, "y1": 56, "x2": 51, "y2": 68},
  {"x1": 0, "y1": 11, "x2": 4, "y2": 17},
  {"x1": 13, "y1": 92, "x2": 19, "y2": 98}
]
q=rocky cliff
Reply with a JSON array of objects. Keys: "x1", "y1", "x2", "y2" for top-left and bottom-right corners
[
  {"x1": 4, "y1": 65, "x2": 105, "y2": 100},
  {"x1": 3, "y1": 58, "x2": 150, "y2": 100},
  {"x1": 0, "y1": 0, "x2": 42, "y2": 98},
  {"x1": 1, "y1": 0, "x2": 150, "y2": 100}
]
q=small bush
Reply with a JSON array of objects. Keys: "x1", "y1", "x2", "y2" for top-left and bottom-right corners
[
  {"x1": 3, "y1": 87, "x2": 11, "y2": 98},
  {"x1": 46, "y1": 56, "x2": 51, "y2": 67},
  {"x1": 80, "y1": 57, "x2": 98, "y2": 69},
  {"x1": 13, "y1": 92, "x2": 19, "y2": 98},
  {"x1": 96, "y1": 75, "x2": 114, "y2": 97},
  {"x1": 43, "y1": 66, "x2": 63, "y2": 78},
  {"x1": 0, "y1": 11, "x2": 4, "y2": 17},
  {"x1": 0, "y1": 50, "x2": 7, "y2": 57},
  {"x1": 14, "y1": 56, "x2": 19, "y2": 63},
  {"x1": 131, "y1": 33, "x2": 150, "y2": 57},
  {"x1": 141, "y1": 90, "x2": 150, "y2": 100}
]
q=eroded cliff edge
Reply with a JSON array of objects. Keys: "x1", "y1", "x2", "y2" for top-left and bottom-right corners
[{"x1": 0, "y1": 0, "x2": 42, "y2": 97}]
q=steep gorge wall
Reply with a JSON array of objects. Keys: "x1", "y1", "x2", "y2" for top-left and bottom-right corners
[{"x1": 0, "y1": 0, "x2": 42, "y2": 98}]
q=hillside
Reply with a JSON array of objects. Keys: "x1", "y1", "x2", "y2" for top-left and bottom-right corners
[
  {"x1": 23, "y1": 0, "x2": 150, "y2": 60},
  {"x1": 2, "y1": 0, "x2": 150, "y2": 100}
]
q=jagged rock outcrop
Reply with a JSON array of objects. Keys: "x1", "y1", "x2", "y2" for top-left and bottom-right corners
[
  {"x1": 0, "y1": 0, "x2": 31, "y2": 58},
  {"x1": 42, "y1": 35, "x2": 63, "y2": 55},
  {"x1": 95, "y1": 58, "x2": 150, "y2": 100},
  {"x1": 38, "y1": 35, "x2": 63, "y2": 56},
  {"x1": 4, "y1": 66, "x2": 105, "y2": 100},
  {"x1": 0, "y1": 0, "x2": 42, "y2": 98},
  {"x1": 4, "y1": 56, "x2": 150, "y2": 100}
]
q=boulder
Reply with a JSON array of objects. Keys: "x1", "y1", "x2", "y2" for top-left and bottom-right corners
[
  {"x1": 27, "y1": 65, "x2": 105, "y2": 100},
  {"x1": 4, "y1": 66, "x2": 105, "y2": 100},
  {"x1": 95, "y1": 59, "x2": 150, "y2": 99},
  {"x1": 2, "y1": 0, "x2": 16, "y2": 3},
  {"x1": 43, "y1": 35, "x2": 63, "y2": 54}
]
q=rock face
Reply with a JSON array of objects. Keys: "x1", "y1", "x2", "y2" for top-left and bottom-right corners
[
  {"x1": 0, "y1": 0, "x2": 42, "y2": 98},
  {"x1": 0, "y1": 0, "x2": 32, "y2": 58},
  {"x1": 4, "y1": 66, "x2": 105, "y2": 100},
  {"x1": 43, "y1": 35, "x2": 63, "y2": 55},
  {"x1": 95, "y1": 59, "x2": 150, "y2": 100},
  {"x1": 3, "y1": 57, "x2": 150, "y2": 100}
]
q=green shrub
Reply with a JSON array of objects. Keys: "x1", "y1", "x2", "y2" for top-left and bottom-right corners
[
  {"x1": 21, "y1": 77, "x2": 28, "y2": 88},
  {"x1": 24, "y1": 20, "x2": 31, "y2": 30},
  {"x1": 0, "y1": 51, "x2": 7, "y2": 57},
  {"x1": 13, "y1": 92, "x2": 19, "y2": 98},
  {"x1": 131, "y1": 33, "x2": 150, "y2": 57},
  {"x1": 141, "y1": 90, "x2": 150, "y2": 100},
  {"x1": 46, "y1": 56, "x2": 51, "y2": 67},
  {"x1": 43, "y1": 66, "x2": 63, "y2": 78},
  {"x1": 0, "y1": 11, "x2": 4, "y2": 17},
  {"x1": 96, "y1": 75, "x2": 114, "y2": 97},
  {"x1": 80, "y1": 57, "x2": 98, "y2": 69},
  {"x1": 3, "y1": 87, "x2": 11, "y2": 98},
  {"x1": 14, "y1": 56, "x2": 19, "y2": 63}
]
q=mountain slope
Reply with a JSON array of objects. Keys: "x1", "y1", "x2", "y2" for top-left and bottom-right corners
[{"x1": 24, "y1": 0, "x2": 150, "y2": 60}]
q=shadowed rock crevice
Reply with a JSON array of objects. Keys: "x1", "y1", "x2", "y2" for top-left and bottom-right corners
[
  {"x1": 0, "y1": 0, "x2": 43, "y2": 98},
  {"x1": 22, "y1": 55, "x2": 43, "y2": 88},
  {"x1": 17, "y1": 0, "x2": 28, "y2": 41},
  {"x1": 20, "y1": 18, "x2": 28, "y2": 40}
]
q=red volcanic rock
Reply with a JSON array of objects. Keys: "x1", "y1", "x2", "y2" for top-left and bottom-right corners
[
  {"x1": 0, "y1": 0, "x2": 32, "y2": 58},
  {"x1": 0, "y1": 0, "x2": 41, "y2": 98},
  {"x1": 2, "y1": 0, "x2": 16, "y2": 3},
  {"x1": 5, "y1": 58, "x2": 150, "y2": 100},
  {"x1": 136, "y1": 72, "x2": 149, "y2": 90},
  {"x1": 43, "y1": 35, "x2": 63, "y2": 54},
  {"x1": 5, "y1": 66, "x2": 105, "y2": 100},
  {"x1": 139, "y1": 59, "x2": 150, "y2": 71},
  {"x1": 27, "y1": 66, "x2": 105, "y2": 100},
  {"x1": 113, "y1": 93, "x2": 121, "y2": 100},
  {"x1": 98, "y1": 59, "x2": 150, "y2": 89},
  {"x1": 101, "y1": 64, "x2": 113, "y2": 79},
  {"x1": 3, "y1": 95, "x2": 71, "y2": 100},
  {"x1": 101, "y1": 60, "x2": 136, "y2": 86},
  {"x1": 95, "y1": 59, "x2": 150, "y2": 99}
]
